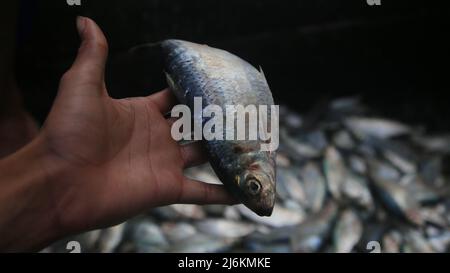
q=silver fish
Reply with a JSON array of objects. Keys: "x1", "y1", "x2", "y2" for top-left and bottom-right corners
[
  {"x1": 333, "y1": 209, "x2": 363, "y2": 253},
  {"x1": 369, "y1": 170, "x2": 424, "y2": 226},
  {"x1": 161, "y1": 222, "x2": 197, "y2": 243},
  {"x1": 323, "y1": 146, "x2": 346, "y2": 199},
  {"x1": 168, "y1": 234, "x2": 237, "y2": 253},
  {"x1": 237, "y1": 204, "x2": 305, "y2": 228},
  {"x1": 299, "y1": 162, "x2": 327, "y2": 212},
  {"x1": 344, "y1": 117, "x2": 411, "y2": 139},
  {"x1": 290, "y1": 201, "x2": 338, "y2": 252},
  {"x1": 195, "y1": 219, "x2": 255, "y2": 238},
  {"x1": 96, "y1": 223, "x2": 126, "y2": 253},
  {"x1": 162, "y1": 39, "x2": 276, "y2": 216}
]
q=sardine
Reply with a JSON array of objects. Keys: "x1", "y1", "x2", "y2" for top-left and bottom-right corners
[
  {"x1": 195, "y1": 219, "x2": 255, "y2": 238},
  {"x1": 333, "y1": 209, "x2": 363, "y2": 253},
  {"x1": 344, "y1": 117, "x2": 411, "y2": 139},
  {"x1": 323, "y1": 146, "x2": 346, "y2": 199},
  {"x1": 162, "y1": 39, "x2": 276, "y2": 216}
]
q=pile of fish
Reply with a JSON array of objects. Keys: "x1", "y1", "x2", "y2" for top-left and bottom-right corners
[{"x1": 45, "y1": 97, "x2": 450, "y2": 253}]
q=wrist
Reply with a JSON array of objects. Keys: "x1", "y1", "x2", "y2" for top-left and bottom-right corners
[{"x1": 0, "y1": 134, "x2": 68, "y2": 251}]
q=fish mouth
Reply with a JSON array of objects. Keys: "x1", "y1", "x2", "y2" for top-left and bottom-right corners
[
  {"x1": 254, "y1": 205, "x2": 274, "y2": 217},
  {"x1": 243, "y1": 194, "x2": 275, "y2": 217}
]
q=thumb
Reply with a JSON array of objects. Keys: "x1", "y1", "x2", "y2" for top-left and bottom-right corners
[{"x1": 69, "y1": 16, "x2": 109, "y2": 89}]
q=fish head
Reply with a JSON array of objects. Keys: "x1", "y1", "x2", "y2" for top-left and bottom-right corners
[{"x1": 236, "y1": 160, "x2": 276, "y2": 216}]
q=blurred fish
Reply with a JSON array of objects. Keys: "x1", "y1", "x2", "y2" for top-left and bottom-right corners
[
  {"x1": 420, "y1": 205, "x2": 448, "y2": 227},
  {"x1": 280, "y1": 128, "x2": 322, "y2": 159},
  {"x1": 344, "y1": 117, "x2": 411, "y2": 139},
  {"x1": 168, "y1": 234, "x2": 237, "y2": 253},
  {"x1": 403, "y1": 175, "x2": 447, "y2": 205},
  {"x1": 96, "y1": 223, "x2": 126, "y2": 253},
  {"x1": 347, "y1": 155, "x2": 367, "y2": 175},
  {"x1": 290, "y1": 201, "x2": 338, "y2": 252},
  {"x1": 333, "y1": 130, "x2": 356, "y2": 150},
  {"x1": 341, "y1": 173, "x2": 374, "y2": 211},
  {"x1": 169, "y1": 204, "x2": 206, "y2": 220},
  {"x1": 323, "y1": 146, "x2": 346, "y2": 199},
  {"x1": 412, "y1": 134, "x2": 450, "y2": 154},
  {"x1": 161, "y1": 222, "x2": 197, "y2": 243},
  {"x1": 382, "y1": 230, "x2": 402, "y2": 253},
  {"x1": 369, "y1": 170, "x2": 424, "y2": 226},
  {"x1": 196, "y1": 219, "x2": 255, "y2": 238},
  {"x1": 237, "y1": 204, "x2": 305, "y2": 228},
  {"x1": 367, "y1": 159, "x2": 401, "y2": 182},
  {"x1": 130, "y1": 220, "x2": 169, "y2": 253},
  {"x1": 333, "y1": 209, "x2": 363, "y2": 253},
  {"x1": 427, "y1": 230, "x2": 450, "y2": 252},
  {"x1": 276, "y1": 167, "x2": 306, "y2": 204},
  {"x1": 299, "y1": 162, "x2": 327, "y2": 212},
  {"x1": 403, "y1": 230, "x2": 435, "y2": 253},
  {"x1": 243, "y1": 225, "x2": 294, "y2": 253}
]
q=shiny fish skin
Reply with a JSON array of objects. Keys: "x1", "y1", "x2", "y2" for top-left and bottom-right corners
[{"x1": 162, "y1": 39, "x2": 276, "y2": 216}]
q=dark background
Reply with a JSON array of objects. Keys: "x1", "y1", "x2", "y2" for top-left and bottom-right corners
[{"x1": 15, "y1": 0, "x2": 449, "y2": 131}]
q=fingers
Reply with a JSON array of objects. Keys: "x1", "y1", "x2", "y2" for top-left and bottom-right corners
[
  {"x1": 180, "y1": 141, "x2": 208, "y2": 168},
  {"x1": 178, "y1": 178, "x2": 238, "y2": 205},
  {"x1": 147, "y1": 88, "x2": 178, "y2": 114},
  {"x1": 65, "y1": 16, "x2": 109, "y2": 93}
]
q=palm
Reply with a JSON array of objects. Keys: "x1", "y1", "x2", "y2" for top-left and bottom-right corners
[{"x1": 44, "y1": 83, "x2": 193, "y2": 229}]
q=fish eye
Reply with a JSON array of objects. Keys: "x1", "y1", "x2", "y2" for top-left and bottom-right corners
[{"x1": 247, "y1": 179, "x2": 262, "y2": 196}]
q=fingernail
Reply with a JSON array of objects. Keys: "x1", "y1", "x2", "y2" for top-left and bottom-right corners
[{"x1": 76, "y1": 16, "x2": 86, "y2": 35}]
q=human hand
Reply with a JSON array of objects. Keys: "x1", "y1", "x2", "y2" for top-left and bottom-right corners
[{"x1": 39, "y1": 17, "x2": 234, "y2": 235}]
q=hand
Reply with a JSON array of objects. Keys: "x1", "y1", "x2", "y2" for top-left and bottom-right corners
[{"x1": 39, "y1": 17, "x2": 234, "y2": 235}]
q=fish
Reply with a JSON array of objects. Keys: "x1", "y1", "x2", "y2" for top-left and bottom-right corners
[
  {"x1": 162, "y1": 39, "x2": 276, "y2": 216},
  {"x1": 382, "y1": 230, "x2": 402, "y2": 253},
  {"x1": 369, "y1": 166, "x2": 424, "y2": 226},
  {"x1": 333, "y1": 209, "x2": 363, "y2": 253},
  {"x1": 161, "y1": 222, "x2": 197, "y2": 243},
  {"x1": 276, "y1": 167, "x2": 306, "y2": 204},
  {"x1": 403, "y1": 230, "x2": 435, "y2": 253},
  {"x1": 130, "y1": 220, "x2": 169, "y2": 253},
  {"x1": 344, "y1": 117, "x2": 411, "y2": 140},
  {"x1": 299, "y1": 162, "x2": 327, "y2": 212},
  {"x1": 237, "y1": 204, "x2": 305, "y2": 228},
  {"x1": 280, "y1": 128, "x2": 322, "y2": 159},
  {"x1": 168, "y1": 234, "x2": 237, "y2": 253},
  {"x1": 332, "y1": 130, "x2": 356, "y2": 150},
  {"x1": 290, "y1": 201, "x2": 338, "y2": 252},
  {"x1": 341, "y1": 173, "x2": 374, "y2": 210},
  {"x1": 195, "y1": 219, "x2": 255, "y2": 238},
  {"x1": 323, "y1": 146, "x2": 346, "y2": 199},
  {"x1": 96, "y1": 223, "x2": 126, "y2": 253}
]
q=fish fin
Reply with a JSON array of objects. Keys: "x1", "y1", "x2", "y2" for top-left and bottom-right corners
[{"x1": 259, "y1": 66, "x2": 268, "y2": 82}]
